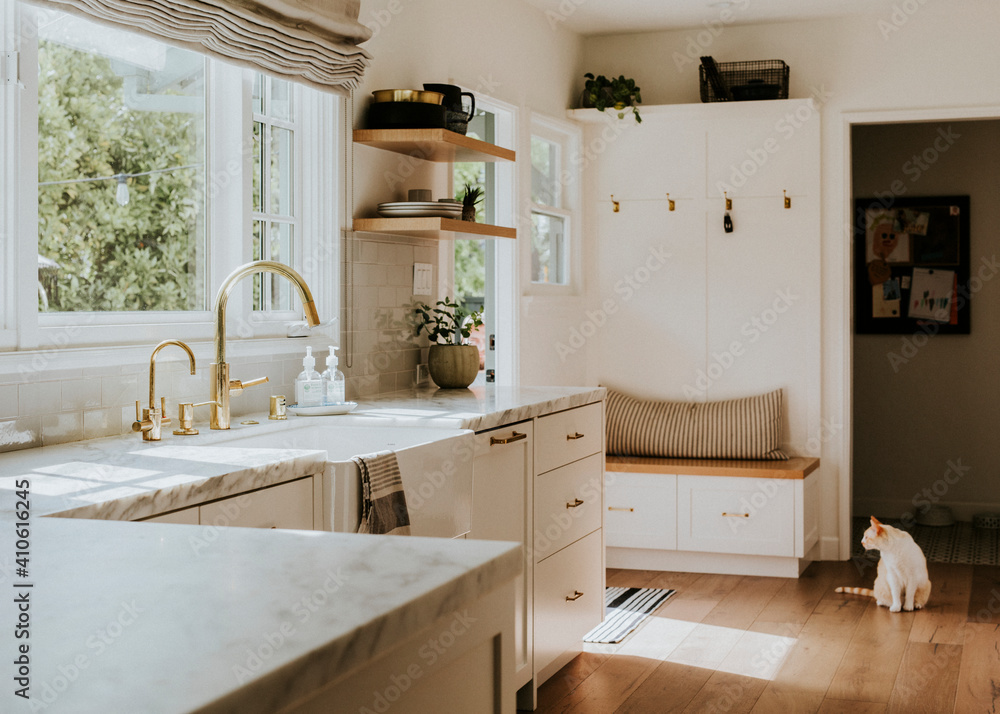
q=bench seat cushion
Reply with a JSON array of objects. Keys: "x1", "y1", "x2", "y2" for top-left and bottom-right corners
[{"x1": 606, "y1": 388, "x2": 788, "y2": 460}]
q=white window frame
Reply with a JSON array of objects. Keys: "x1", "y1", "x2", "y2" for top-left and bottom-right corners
[
  {"x1": 0, "y1": 0, "x2": 338, "y2": 371},
  {"x1": 522, "y1": 112, "x2": 581, "y2": 297}
]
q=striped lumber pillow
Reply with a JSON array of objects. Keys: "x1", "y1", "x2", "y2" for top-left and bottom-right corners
[{"x1": 606, "y1": 388, "x2": 788, "y2": 460}]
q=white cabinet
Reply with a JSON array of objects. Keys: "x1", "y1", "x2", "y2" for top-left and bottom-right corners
[
  {"x1": 200, "y1": 477, "x2": 314, "y2": 530},
  {"x1": 535, "y1": 402, "x2": 603, "y2": 475},
  {"x1": 533, "y1": 453, "x2": 603, "y2": 561},
  {"x1": 138, "y1": 476, "x2": 315, "y2": 530},
  {"x1": 605, "y1": 472, "x2": 677, "y2": 550},
  {"x1": 470, "y1": 421, "x2": 533, "y2": 691},
  {"x1": 578, "y1": 100, "x2": 821, "y2": 456}
]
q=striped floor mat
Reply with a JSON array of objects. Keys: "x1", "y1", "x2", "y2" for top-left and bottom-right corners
[{"x1": 583, "y1": 587, "x2": 676, "y2": 644}]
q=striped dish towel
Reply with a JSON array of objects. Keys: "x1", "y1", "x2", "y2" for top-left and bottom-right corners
[{"x1": 352, "y1": 451, "x2": 411, "y2": 536}]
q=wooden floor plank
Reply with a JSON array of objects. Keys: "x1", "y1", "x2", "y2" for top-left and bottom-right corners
[
  {"x1": 605, "y1": 569, "x2": 661, "y2": 588},
  {"x1": 753, "y1": 563, "x2": 841, "y2": 629},
  {"x1": 954, "y1": 622, "x2": 1000, "y2": 712},
  {"x1": 680, "y1": 671, "x2": 767, "y2": 714},
  {"x1": 547, "y1": 655, "x2": 660, "y2": 714},
  {"x1": 534, "y1": 652, "x2": 610, "y2": 711},
  {"x1": 885, "y1": 643, "x2": 962, "y2": 713},
  {"x1": 816, "y1": 700, "x2": 886, "y2": 713},
  {"x1": 908, "y1": 563, "x2": 971, "y2": 645},
  {"x1": 820, "y1": 602, "x2": 914, "y2": 703},
  {"x1": 701, "y1": 575, "x2": 787, "y2": 630},
  {"x1": 967, "y1": 565, "x2": 1000, "y2": 624},
  {"x1": 613, "y1": 661, "x2": 713, "y2": 714}
]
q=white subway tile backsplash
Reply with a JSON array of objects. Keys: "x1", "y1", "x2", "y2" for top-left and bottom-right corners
[
  {"x1": 103, "y1": 374, "x2": 140, "y2": 409},
  {"x1": 42, "y1": 412, "x2": 84, "y2": 446},
  {"x1": 0, "y1": 385, "x2": 18, "y2": 419},
  {"x1": 19, "y1": 381, "x2": 63, "y2": 417},
  {"x1": 84, "y1": 408, "x2": 121, "y2": 440},
  {"x1": 61, "y1": 379, "x2": 102, "y2": 411}
]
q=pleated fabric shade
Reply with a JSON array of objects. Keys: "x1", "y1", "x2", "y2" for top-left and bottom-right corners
[{"x1": 26, "y1": 0, "x2": 372, "y2": 94}]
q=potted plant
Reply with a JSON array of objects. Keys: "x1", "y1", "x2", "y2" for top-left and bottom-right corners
[
  {"x1": 581, "y1": 73, "x2": 642, "y2": 123},
  {"x1": 460, "y1": 183, "x2": 483, "y2": 222},
  {"x1": 414, "y1": 297, "x2": 484, "y2": 389}
]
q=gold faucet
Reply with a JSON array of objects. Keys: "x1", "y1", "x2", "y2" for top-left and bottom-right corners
[
  {"x1": 211, "y1": 260, "x2": 320, "y2": 429},
  {"x1": 133, "y1": 340, "x2": 197, "y2": 441}
]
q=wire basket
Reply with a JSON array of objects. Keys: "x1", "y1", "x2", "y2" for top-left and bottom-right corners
[{"x1": 699, "y1": 60, "x2": 789, "y2": 102}]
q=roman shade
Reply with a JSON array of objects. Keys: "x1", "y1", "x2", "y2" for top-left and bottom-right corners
[{"x1": 27, "y1": 0, "x2": 372, "y2": 94}]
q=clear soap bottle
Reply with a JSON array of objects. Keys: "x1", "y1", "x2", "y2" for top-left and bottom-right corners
[
  {"x1": 321, "y1": 346, "x2": 346, "y2": 404},
  {"x1": 295, "y1": 346, "x2": 323, "y2": 406}
]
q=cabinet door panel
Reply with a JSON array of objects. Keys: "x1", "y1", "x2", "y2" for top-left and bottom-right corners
[
  {"x1": 677, "y1": 475, "x2": 794, "y2": 556},
  {"x1": 605, "y1": 471, "x2": 677, "y2": 550},
  {"x1": 471, "y1": 422, "x2": 533, "y2": 686},
  {"x1": 593, "y1": 203, "x2": 707, "y2": 401},
  {"x1": 591, "y1": 119, "x2": 706, "y2": 200},
  {"x1": 199, "y1": 477, "x2": 314, "y2": 530}
]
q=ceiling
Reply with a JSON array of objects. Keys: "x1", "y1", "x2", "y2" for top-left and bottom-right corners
[{"x1": 520, "y1": 0, "x2": 901, "y2": 36}]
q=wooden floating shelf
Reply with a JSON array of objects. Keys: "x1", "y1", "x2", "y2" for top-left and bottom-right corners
[
  {"x1": 353, "y1": 217, "x2": 516, "y2": 240},
  {"x1": 353, "y1": 128, "x2": 516, "y2": 163}
]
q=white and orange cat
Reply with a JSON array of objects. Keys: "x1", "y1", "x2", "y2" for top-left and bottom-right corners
[{"x1": 836, "y1": 516, "x2": 932, "y2": 612}]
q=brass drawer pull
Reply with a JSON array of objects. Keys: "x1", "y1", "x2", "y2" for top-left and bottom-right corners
[
  {"x1": 490, "y1": 431, "x2": 527, "y2": 446},
  {"x1": 608, "y1": 506, "x2": 634, "y2": 512},
  {"x1": 722, "y1": 512, "x2": 750, "y2": 518},
  {"x1": 567, "y1": 432, "x2": 585, "y2": 440},
  {"x1": 566, "y1": 590, "x2": 584, "y2": 601},
  {"x1": 566, "y1": 498, "x2": 584, "y2": 509}
]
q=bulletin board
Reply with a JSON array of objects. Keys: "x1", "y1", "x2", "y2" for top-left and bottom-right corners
[{"x1": 853, "y1": 195, "x2": 970, "y2": 335}]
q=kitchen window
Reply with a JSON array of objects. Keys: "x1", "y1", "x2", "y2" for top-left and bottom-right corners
[
  {"x1": 527, "y1": 115, "x2": 580, "y2": 292},
  {"x1": 1, "y1": 0, "x2": 338, "y2": 354}
]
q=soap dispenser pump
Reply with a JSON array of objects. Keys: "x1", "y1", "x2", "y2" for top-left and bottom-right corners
[
  {"x1": 295, "y1": 346, "x2": 323, "y2": 406},
  {"x1": 322, "y1": 346, "x2": 346, "y2": 404}
]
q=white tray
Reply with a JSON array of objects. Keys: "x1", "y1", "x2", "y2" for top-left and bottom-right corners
[{"x1": 287, "y1": 402, "x2": 358, "y2": 416}]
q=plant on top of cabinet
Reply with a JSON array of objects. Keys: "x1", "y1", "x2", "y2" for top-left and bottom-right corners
[
  {"x1": 581, "y1": 73, "x2": 642, "y2": 123},
  {"x1": 415, "y1": 298, "x2": 484, "y2": 389}
]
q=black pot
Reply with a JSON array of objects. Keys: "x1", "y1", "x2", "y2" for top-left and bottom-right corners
[{"x1": 367, "y1": 101, "x2": 447, "y2": 130}]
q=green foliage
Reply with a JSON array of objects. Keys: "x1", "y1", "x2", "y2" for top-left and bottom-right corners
[
  {"x1": 460, "y1": 183, "x2": 484, "y2": 208},
  {"x1": 37, "y1": 39, "x2": 206, "y2": 312},
  {"x1": 414, "y1": 298, "x2": 484, "y2": 345},
  {"x1": 582, "y1": 73, "x2": 642, "y2": 123}
]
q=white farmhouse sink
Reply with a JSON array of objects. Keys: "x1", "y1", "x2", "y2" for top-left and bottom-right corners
[{"x1": 213, "y1": 423, "x2": 474, "y2": 538}]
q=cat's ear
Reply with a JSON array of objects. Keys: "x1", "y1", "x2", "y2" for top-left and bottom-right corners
[{"x1": 870, "y1": 516, "x2": 884, "y2": 535}]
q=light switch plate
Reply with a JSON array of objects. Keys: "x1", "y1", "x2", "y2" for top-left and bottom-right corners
[{"x1": 413, "y1": 263, "x2": 433, "y2": 296}]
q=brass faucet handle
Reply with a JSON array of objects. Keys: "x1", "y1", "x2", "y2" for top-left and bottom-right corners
[
  {"x1": 173, "y1": 401, "x2": 215, "y2": 436},
  {"x1": 229, "y1": 376, "x2": 269, "y2": 397},
  {"x1": 131, "y1": 400, "x2": 156, "y2": 434},
  {"x1": 159, "y1": 396, "x2": 171, "y2": 426}
]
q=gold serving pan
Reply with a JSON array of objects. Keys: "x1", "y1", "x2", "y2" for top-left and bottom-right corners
[{"x1": 371, "y1": 89, "x2": 444, "y2": 104}]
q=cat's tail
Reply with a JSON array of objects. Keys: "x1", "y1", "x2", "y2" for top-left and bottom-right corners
[{"x1": 835, "y1": 586, "x2": 875, "y2": 598}]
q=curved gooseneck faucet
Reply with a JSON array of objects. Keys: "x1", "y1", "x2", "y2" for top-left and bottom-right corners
[
  {"x1": 210, "y1": 260, "x2": 321, "y2": 429},
  {"x1": 133, "y1": 339, "x2": 197, "y2": 441}
]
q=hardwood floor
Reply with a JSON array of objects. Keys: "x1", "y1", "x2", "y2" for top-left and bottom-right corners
[{"x1": 534, "y1": 562, "x2": 1000, "y2": 713}]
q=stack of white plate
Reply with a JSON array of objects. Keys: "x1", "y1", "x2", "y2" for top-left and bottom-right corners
[{"x1": 378, "y1": 201, "x2": 462, "y2": 218}]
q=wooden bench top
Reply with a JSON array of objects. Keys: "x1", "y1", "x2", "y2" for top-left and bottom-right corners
[{"x1": 605, "y1": 455, "x2": 820, "y2": 480}]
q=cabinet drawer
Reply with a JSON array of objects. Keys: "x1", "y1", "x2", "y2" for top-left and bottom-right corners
[
  {"x1": 677, "y1": 475, "x2": 794, "y2": 557},
  {"x1": 533, "y1": 453, "x2": 602, "y2": 563},
  {"x1": 535, "y1": 402, "x2": 603, "y2": 474},
  {"x1": 200, "y1": 477, "x2": 314, "y2": 530},
  {"x1": 605, "y1": 472, "x2": 677, "y2": 550},
  {"x1": 534, "y1": 529, "x2": 603, "y2": 674}
]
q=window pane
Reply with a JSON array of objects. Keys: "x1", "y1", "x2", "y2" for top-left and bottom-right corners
[
  {"x1": 268, "y1": 222, "x2": 293, "y2": 311},
  {"x1": 270, "y1": 126, "x2": 293, "y2": 216},
  {"x1": 252, "y1": 121, "x2": 263, "y2": 213},
  {"x1": 269, "y1": 77, "x2": 292, "y2": 121},
  {"x1": 36, "y1": 10, "x2": 207, "y2": 312},
  {"x1": 531, "y1": 136, "x2": 559, "y2": 207},
  {"x1": 531, "y1": 212, "x2": 566, "y2": 285},
  {"x1": 252, "y1": 73, "x2": 263, "y2": 115}
]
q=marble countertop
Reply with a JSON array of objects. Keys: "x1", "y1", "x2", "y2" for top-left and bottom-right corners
[
  {"x1": 0, "y1": 518, "x2": 521, "y2": 714},
  {"x1": 0, "y1": 384, "x2": 603, "y2": 712},
  {"x1": 345, "y1": 384, "x2": 606, "y2": 432}
]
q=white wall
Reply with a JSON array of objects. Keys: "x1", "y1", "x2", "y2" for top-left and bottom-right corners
[
  {"x1": 581, "y1": 0, "x2": 1000, "y2": 557},
  {"x1": 349, "y1": 0, "x2": 586, "y2": 391},
  {"x1": 852, "y1": 120, "x2": 1000, "y2": 521}
]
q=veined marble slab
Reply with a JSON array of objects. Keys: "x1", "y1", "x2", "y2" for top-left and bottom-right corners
[
  {"x1": 346, "y1": 385, "x2": 606, "y2": 432},
  {"x1": 0, "y1": 518, "x2": 521, "y2": 714}
]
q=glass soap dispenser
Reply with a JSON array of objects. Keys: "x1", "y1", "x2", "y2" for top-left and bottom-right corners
[
  {"x1": 322, "y1": 346, "x2": 346, "y2": 404},
  {"x1": 295, "y1": 346, "x2": 323, "y2": 407}
]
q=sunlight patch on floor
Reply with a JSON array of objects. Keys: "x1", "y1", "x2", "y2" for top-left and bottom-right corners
[{"x1": 584, "y1": 613, "x2": 798, "y2": 682}]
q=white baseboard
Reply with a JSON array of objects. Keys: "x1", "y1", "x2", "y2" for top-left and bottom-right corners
[
  {"x1": 607, "y1": 546, "x2": 811, "y2": 578},
  {"x1": 853, "y1": 498, "x2": 1000, "y2": 523}
]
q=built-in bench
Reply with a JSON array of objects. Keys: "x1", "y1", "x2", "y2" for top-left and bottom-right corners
[{"x1": 604, "y1": 455, "x2": 821, "y2": 578}]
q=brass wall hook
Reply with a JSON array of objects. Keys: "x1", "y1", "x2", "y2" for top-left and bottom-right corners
[
  {"x1": 611, "y1": 194, "x2": 620, "y2": 213},
  {"x1": 666, "y1": 193, "x2": 675, "y2": 211},
  {"x1": 784, "y1": 190, "x2": 791, "y2": 209},
  {"x1": 724, "y1": 191, "x2": 732, "y2": 211}
]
